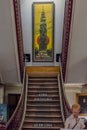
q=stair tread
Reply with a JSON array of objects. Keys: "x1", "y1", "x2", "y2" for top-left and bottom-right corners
[
  {"x1": 28, "y1": 76, "x2": 57, "y2": 78},
  {"x1": 27, "y1": 104, "x2": 60, "y2": 107},
  {"x1": 22, "y1": 126, "x2": 61, "y2": 129},
  {"x1": 28, "y1": 84, "x2": 58, "y2": 86},
  {"x1": 28, "y1": 83, "x2": 57, "y2": 85},
  {"x1": 24, "y1": 119, "x2": 62, "y2": 123},
  {"x1": 28, "y1": 87, "x2": 58, "y2": 89},
  {"x1": 28, "y1": 77, "x2": 57, "y2": 81},
  {"x1": 27, "y1": 100, "x2": 59, "y2": 102},
  {"x1": 28, "y1": 89, "x2": 58, "y2": 91},
  {"x1": 27, "y1": 97, "x2": 59, "y2": 100},
  {"x1": 27, "y1": 95, "x2": 59, "y2": 97},
  {"x1": 28, "y1": 90, "x2": 58, "y2": 92},
  {"x1": 26, "y1": 108, "x2": 60, "y2": 111},
  {"x1": 25, "y1": 114, "x2": 61, "y2": 117},
  {"x1": 21, "y1": 75, "x2": 64, "y2": 129}
]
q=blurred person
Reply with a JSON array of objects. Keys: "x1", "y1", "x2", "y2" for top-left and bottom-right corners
[{"x1": 65, "y1": 103, "x2": 85, "y2": 129}]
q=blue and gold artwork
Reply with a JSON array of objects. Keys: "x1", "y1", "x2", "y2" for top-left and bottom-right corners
[{"x1": 0, "y1": 104, "x2": 7, "y2": 122}]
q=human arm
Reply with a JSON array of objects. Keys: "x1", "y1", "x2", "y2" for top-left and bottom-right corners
[{"x1": 65, "y1": 118, "x2": 70, "y2": 129}]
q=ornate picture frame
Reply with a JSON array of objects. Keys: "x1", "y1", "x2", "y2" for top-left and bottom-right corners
[
  {"x1": 32, "y1": 2, "x2": 55, "y2": 62},
  {"x1": 76, "y1": 93, "x2": 87, "y2": 116}
]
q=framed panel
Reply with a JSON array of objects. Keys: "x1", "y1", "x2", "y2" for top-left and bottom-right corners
[
  {"x1": 76, "y1": 93, "x2": 87, "y2": 116},
  {"x1": 32, "y1": 2, "x2": 55, "y2": 62}
]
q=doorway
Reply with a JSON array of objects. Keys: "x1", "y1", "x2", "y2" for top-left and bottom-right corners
[{"x1": 7, "y1": 94, "x2": 20, "y2": 119}]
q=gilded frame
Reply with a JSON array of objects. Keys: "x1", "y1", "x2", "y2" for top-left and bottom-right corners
[
  {"x1": 76, "y1": 93, "x2": 87, "y2": 116},
  {"x1": 32, "y1": 2, "x2": 55, "y2": 62}
]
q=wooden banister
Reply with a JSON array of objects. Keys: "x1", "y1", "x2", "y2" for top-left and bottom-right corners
[
  {"x1": 6, "y1": 72, "x2": 27, "y2": 130},
  {"x1": 59, "y1": 57, "x2": 71, "y2": 119},
  {"x1": 3, "y1": 68, "x2": 28, "y2": 130},
  {"x1": 6, "y1": 90, "x2": 24, "y2": 129}
]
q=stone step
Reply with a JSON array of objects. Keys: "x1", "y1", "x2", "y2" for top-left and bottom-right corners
[
  {"x1": 27, "y1": 99, "x2": 60, "y2": 102},
  {"x1": 27, "y1": 97, "x2": 59, "y2": 101},
  {"x1": 24, "y1": 119, "x2": 63, "y2": 123},
  {"x1": 24, "y1": 116, "x2": 62, "y2": 121},
  {"x1": 28, "y1": 78, "x2": 57, "y2": 82},
  {"x1": 22, "y1": 126, "x2": 61, "y2": 130},
  {"x1": 28, "y1": 84, "x2": 58, "y2": 87},
  {"x1": 25, "y1": 114, "x2": 62, "y2": 118},
  {"x1": 28, "y1": 77, "x2": 57, "y2": 80},
  {"x1": 26, "y1": 104, "x2": 60, "y2": 109},
  {"x1": 27, "y1": 95, "x2": 59, "y2": 98},
  {"x1": 27, "y1": 91, "x2": 59, "y2": 95},
  {"x1": 23, "y1": 122, "x2": 63, "y2": 128},
  {"x1": 26, "y1": 108, "x2": 60, "y2": 112},
  {"x1": 27, "y1": 98, "x2": 59, "y2": 102},
  {"x1": 26, "y1": 110, "x2": 61, "y2": 115},
  {"x1": 28, "y1": 87, "x2": 58, "y2": 91},
  {"x1": 21, "y1": 75, "x2": 64, "y2": 130},
  {"x1": 28, "y1": 82, "x2": 58, "y2": 85}
]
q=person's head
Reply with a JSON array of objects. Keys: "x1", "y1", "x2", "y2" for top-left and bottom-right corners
[{"x1": 71, "y1": 103, "x2": 80, "y2": 118}]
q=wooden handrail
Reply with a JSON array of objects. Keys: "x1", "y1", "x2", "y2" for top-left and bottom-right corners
[
  {"x1": 58, "y1": 75, "x2": 65, "y2": 124},
  {"x1": 6, "y1": 90, "x2": 23, "y2": 128},
  {"x1": 59, "y1": 57, "x2": 71, "y2": 118},
  {"x1": 19, "y1": 74, "x2": 28, "y2": 130},
  {"x1": 4, "y1": 68, "x2": 27, "y2": 130},
  {"x1": 6, "y1": 83, "x2": 23, "y2": 126}
]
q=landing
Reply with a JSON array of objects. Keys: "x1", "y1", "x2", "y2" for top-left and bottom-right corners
[{"x1": 25, "y1": 66, "x2": 60, "y2": 77}]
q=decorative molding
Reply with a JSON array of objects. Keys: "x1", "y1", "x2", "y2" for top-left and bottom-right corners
[
  {"x1": 64, "y1": 83, "x2": 82, "y2": 92},
  {"x1": 61, "y1": 0, "x2": 73, "y2": 81},
  {"x1": 13, "y1": 0, "x2": 24, "y2": 81},
  {"x1": 9, "y1": 0, "x2": 21, "y2": 82}
]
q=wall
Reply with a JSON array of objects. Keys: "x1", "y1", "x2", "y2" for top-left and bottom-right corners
[
  {"x1": 0, "y1": 87, "x2": 4, "y2": 103},
  {"x1": 66, "y1": 0, "x2": 87, "y2": 83},
  {"x1": 64, "y1": 83, "x2": 82, "y2": 107},
  {"x1": 0, "y1": 0, "x2": 20, "y2": 82},
  {"x1": 0, "y1": 85, "x2": 22, "y2": 104},
  {"x1": 20, "y1": 0, "x2": 65, "y2": 66},
  {"x1": 5, "y1": 85, "x2": 22, "y2": 103},
  {"x1": 65, "y1": 84, "x2": 87, "y2": 119}
]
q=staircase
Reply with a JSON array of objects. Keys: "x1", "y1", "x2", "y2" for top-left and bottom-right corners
[{"x1": 21, "y1": 76, "x2": 64, "y2": 130}]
